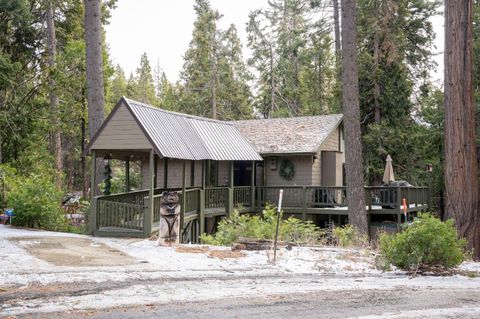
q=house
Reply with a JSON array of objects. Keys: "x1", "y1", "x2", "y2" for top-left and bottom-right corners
[
  {"x1": 85, "y1": 97, "x2": 429, "y2": 240},
  {"x1": 232, "y1": 115, "x2": 344, "y2": 188},
  {"x1": 85, "y1": 97, "x2": 261, "y2": 238}
]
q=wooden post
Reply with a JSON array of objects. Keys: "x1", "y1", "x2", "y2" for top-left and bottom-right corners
[
  {"x1": 227, "y1": 161, "x2": 234, "y2": 216},
  {"x1": 144, "y1": 150, "x2": 154, "y2": 237},
  {"x1": 154, "y1": 155, "x2": 158, "y2": 188},
  {"x1": 180, "y1": 160, "x2": 187, "y2": 243},
  {"x1": 302, "y1": 186, "x2": 307, "y2": 221},
  {"x1": 89, "y1": 150, "x2": 97, "y2": 234},
  {"x1": 125, "y1": 156, "x2": 130, "y2": 192},
  {"x1": 250, "y1": 161, "x2": 255, "y2": 212},
  {"x1": 396, "y1": 186, "x2": 402, "y2": 229},
  {"x1": 163, "y1": 158, "x2": 168, "y2": 189},
  {"x1": 199, "y1": 160, "x2": 206, "y2": 237}
]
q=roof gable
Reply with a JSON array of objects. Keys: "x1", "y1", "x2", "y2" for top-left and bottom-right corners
[
  {"x1": 86, "y1": 97, "x2": 262, "y2": 161},
  {"x1": 87, "y1": 100, "x2": 152, "y2": 152},
  {"x1": 232, "y1": 114, "x2": 343, "y2": 155}
]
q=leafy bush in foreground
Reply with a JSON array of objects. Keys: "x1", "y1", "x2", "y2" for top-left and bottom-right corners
[
  {"x1": 378, "y1": 214, "x2": 466, "y2": 273},
  {"x1": 5, "y1": 166, "x2": 66, "y2": 231},
  {"x1": 332, "y1": 224, "x2": 368, "y2": 247},
  {"x1": 200, "y1": 206, "x2": 322, "y2": 246}
]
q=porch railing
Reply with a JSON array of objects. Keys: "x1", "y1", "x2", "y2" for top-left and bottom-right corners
[
  {"x1": 95, "y1": 189, "x2": 149, "y2": 231},
  {"x1": 205, "y1": 187, "x2": 228, "y2": 210},
  {"x1": 92, "y1": 185, "x2": 429, "y2": 239},
  {"x1": 233, "y1": 186, "x2": 251, "y2": 208},
  {"x1": 256, "y1": 185, "x2": 429, "y2": 212}
]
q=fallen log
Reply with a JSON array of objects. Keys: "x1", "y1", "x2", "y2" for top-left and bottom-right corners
[{"x1": 232, "y1": 237, "x2": 294, "y2": 251}]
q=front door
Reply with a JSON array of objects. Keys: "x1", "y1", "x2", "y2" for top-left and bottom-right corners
[{"x1": 234, "y1": 161, "x2": 252, "y2": 186}]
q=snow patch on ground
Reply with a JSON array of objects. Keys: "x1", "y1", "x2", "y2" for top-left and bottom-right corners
[
  {"x1": 0, "y1": 225, "x2": 383, "y2": 287},
  {"x1": 1, "y1": 225, "x2": 480, "y2": 317}
]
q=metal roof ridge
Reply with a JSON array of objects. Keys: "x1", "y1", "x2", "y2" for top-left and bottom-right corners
[{"x1": 123, "y1": 97, "x2": 234, "y2": 126}]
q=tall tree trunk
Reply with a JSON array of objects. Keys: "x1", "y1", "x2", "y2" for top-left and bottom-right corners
[
  {"x1": 444, "y1": 0, "x2": 479, "y2": 258},
  {"x1": 211, "y1": 54, "x2": 217, "y2": 119},
  {"x1": 84, "y1": 0, "x2": 105, "y2": 196},
  {"x1": 341, "y1": 0, "x2": 368, "y2": 235},
  {"x1": 373, "y1": 32, "x2": 381, "y2": 124},
  {"x1": 333, "y1": 0, "x2": 341, "y2": 63},
  {"x1": 81, "y1": 116, "x2": 87, "y2": 198},
  {"x1": 46, "y1": 0, "x2": 63, "y2": 188},
  {"x1": 270, "y1": 45, "x2": 275, "y2": 118}
]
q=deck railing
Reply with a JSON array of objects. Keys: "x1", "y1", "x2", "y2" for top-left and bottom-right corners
[
  {"x1": 95, "y1": 189, "x2": 149, "y2": 231},
  {"x1": 205, "y1": 187, "x2": 228, "y2": 210},
  {"x1": 92, "y1": 184, "x2": 429, "y2": 239},
  {"x1": 233, "y1": 186, "x2": 251, "y2": 208},
  {"x1": 256, "y1": 185, "x2": 429, "y2": 212}
]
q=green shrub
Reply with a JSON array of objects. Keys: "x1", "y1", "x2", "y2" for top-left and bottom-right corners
[
  {"x1": 332, "y1": 224, "x2": 368, "y2": 247},
  {"x1": 7, "y1": 170, "x2": 66, "y2": 231},
  {"x1": 378, "y1": 214, "x2": 466, "y2": 273},
  {"x1": 200, "y1": 206, "x2": 323, "y2": 246}
]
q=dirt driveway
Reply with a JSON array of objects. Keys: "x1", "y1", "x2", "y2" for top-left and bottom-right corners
[{"x1": 11, "y1": 237, "x2": 136, "y2": 267}]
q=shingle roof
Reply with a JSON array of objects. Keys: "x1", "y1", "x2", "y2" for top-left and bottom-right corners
[
  {"x1": 232, "y1": 114, "x2": 343, "y2": 155},
  {"x1": 124, "y1": 98, "x2": 262, "y2": 161}
]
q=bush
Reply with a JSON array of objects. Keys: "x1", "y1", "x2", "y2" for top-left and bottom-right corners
[
  {"x1": 378, "y1": 214, "x2": 466, "y2": 273},
  {"x1": 200, "y1": 206, "x2": 323, "y2": 246},
  {"x1": 332, "y1": 224, "x2": 368, "y2": 247},
  {"x1": 6, "y1": 169, "x2": 66, "y2": 231}
]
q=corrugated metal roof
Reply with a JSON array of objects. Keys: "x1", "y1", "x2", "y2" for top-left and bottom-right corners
[
  {"x1": 124, "y1": 98, "x2": 262, "y2": 161},
  {"x1": 232, "y1": 114, "x2": 343, "y2": 154}
]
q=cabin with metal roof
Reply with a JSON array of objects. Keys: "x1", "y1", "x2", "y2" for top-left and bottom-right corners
[{"x1": 85, "y1": 97, "x2": 429, "y2": 240}]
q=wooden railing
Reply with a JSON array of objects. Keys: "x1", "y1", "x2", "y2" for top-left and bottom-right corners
[
  {"x1": 96, "y1": 200, "x2": 144, "y2": 230},
  {"x1": 205, "y1": 187, "x2": 228, "y2": 209},
  {"x1": 184, "y1": 188, "x2": 201, "y2": 214},
  {"x1": 233, "y1": 186, "x2": 251, "y2": 207},
  {"x1": 93, "y1": 185, "x2": 429, "y2": 238},
  {"x1": 256, "y1": 185, "x2": 429, "y2": 213},
  {"x1": 98, "y1": 189, "x2": 149, "y2": 205}
]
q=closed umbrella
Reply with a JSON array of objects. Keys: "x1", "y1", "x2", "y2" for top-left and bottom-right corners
[{"x1": 383, "y1": 155, "x2": 395, "y2": 185}]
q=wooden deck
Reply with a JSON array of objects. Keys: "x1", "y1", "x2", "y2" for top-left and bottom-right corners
[{"x1": 90, "y1": 185, "x2": 429, "y2": 242}]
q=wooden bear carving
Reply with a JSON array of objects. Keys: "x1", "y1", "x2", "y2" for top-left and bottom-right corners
[{"x1": 157, "y1": 191, "x2": 181, "y2": 246}]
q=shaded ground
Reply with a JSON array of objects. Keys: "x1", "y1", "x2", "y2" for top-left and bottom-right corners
[
  {"x1": 14, "y1": 286, "x2": 480, "y2": 319},
  {"x1": 11, "y1": 237, "x2": 136, "y2": 267}
]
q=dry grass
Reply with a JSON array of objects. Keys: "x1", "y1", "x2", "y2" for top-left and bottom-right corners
[
  {"x1": 336, "y1": 251, "x2": 362, "y2": 262},
  {"x1": 174, "y1": 246, "x2": 210, "y2": 254},
  {"x1": 208, "y1": 250, "x2": 246, "y2": 259}
]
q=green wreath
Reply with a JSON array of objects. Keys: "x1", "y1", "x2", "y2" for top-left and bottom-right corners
[{"x1": 279, "y1": 159, "x2": 295, "y2": 181}]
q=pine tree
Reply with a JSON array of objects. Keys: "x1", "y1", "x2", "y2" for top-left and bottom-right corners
[
  {"x1": 216, "y1": 24, "x2": 253, "y2": 119},
  {"x1": 135, "y1": 53, "x2": 156, "y2": 104},
  {"x1": 180, "y1": 0, "x2": 221, "y2": 118},
  {"x1": 107, "y1": 64, "x2": 127, "y2": 111},
  {"x1": 357, "y1": 0, "x2": 440, "y2": 183},
  {"x1": 157, "y1": 72, "x2": 178, "y2": 111},
  {"x1": 247, "y1": 0, "x2": 336, "y2": 117},
  {"x1": 247, "y1": 9, "x2": 278, "y2": 118},
  {"x1": 444, "y1": 0, "x2": 480, "y2": 259},
  {"x1": 341, "y1": 0, "x2": 368, "y2": 235}
]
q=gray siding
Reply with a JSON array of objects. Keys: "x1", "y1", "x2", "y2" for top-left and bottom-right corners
[
  {"x1": 261, "y1": 126, "x2": 344, "y2": 187},
  {"x1": 264, "y1": 155, "x2": 313, "y2": 186},
  {"x1": 142, "y1": 158, "x2": 204, "y2": 189},
  {"x1": 91, "y1": 102, "x2": 151, "y2": 150}
]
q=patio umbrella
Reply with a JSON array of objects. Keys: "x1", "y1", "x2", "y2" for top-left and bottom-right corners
[{"x1": 383, "y1": 155, "x2": 395, "y2": 185}]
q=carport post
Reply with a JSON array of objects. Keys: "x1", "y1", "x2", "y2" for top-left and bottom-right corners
[
  {"x1": 227, "y1": 161, "x2": 234, "y2": 216},
  {"x1": 89, "y1": 150, "x2": 97, "y2": 234},
  {"x1": 199, "y1": 160, "x2": 206, "y2": 236},
  {"x1": 144, "y1": 150, "x2": 154, "y2": 237},
  {"x1": 250, "y1": 161, "x2": 255, "y2": 211},
  {"x1": 125, "y1": 156, "x2": 130, "y2": 192},
  {"x1": 180, "y1": 161, "x2": 187, "y2": 243}
]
